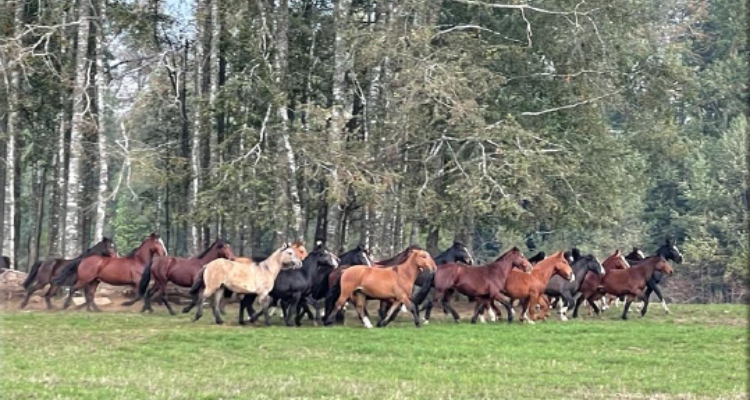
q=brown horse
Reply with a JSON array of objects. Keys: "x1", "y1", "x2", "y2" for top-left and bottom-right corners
[
  {"x1": 572, "y1": 249, "x2": 631, "y2": 318},
  {"x1": 136, "y1": 239, "x2": 236, "y2": 314},
  {"x1": 426, "y1": 247, "x2": 533, "y2": 324},
  {"x1": 191, "y1": 243, "x2": 303, "y2": 325},
  {"x1": 478, "y1": 251, "x2": 574, "y2": 324},
  {"x1": 325, "y1": 249, "x2": 437, "y2": 328},
  {"x1": 596, "y1": 256, "x2": 674, "y2": 319},
  {"x1": 19, "y1": 237, "x2": 118, "y2": 309},
  {"x1": 52, "y1": 233, "x2": 168, "y2": 312}
]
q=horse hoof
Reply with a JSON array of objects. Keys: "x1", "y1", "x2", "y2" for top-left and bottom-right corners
[
  {"x1": 422, "y1": 319, "x2": 429, "y2": 325},
  {"x1": 215, "y1": 320, "x2": 224, "y2": 325}
]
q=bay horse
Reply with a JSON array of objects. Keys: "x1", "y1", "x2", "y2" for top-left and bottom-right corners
[
  {"x1": 244, "y1": 242, "x2": 340, "y2": 326},
  {"x1": 191, "y1": 243, "x2": 303, "y2": 325},
  {"x1": 19, "y1": 237, "x2": 117, "y2": 309},
  {"x1": 476, "y1": 251, "x2": 574, "y2": 324},
  {"x1": 425, "y1": 247, "x2": 533, "y2": 324},
  {"x1": 572, "y1": 250, "x2": 631, "y2": 318},
  {"x1": 602, "y1": 247, "x2": 646, "y2": 310},
  {"x1": 325, "y1": 248, "x2": 437, "y2": 328},
  {"x1": 540, "y1": 253, "x2": 605, "y2": 320},
  {"x1": 136, "y1": 238, "x2": 236, "y2": 314},
  {"x1": 596, "y1": 256, "x2": 674, "y2": 319},
  {"x1": 52, "y1": 233, "x2": 168, "y2": 312}
]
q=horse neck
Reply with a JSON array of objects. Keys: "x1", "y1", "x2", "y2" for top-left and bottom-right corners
[
  {"x1": 261, "y1": 251, "x2": 287, "y2": 277},
  {"x1": 533, "y1": 260, "x2": 559, "y2": 282},
  {"x1": 395, "y1": 257, "x2": 420, "y2": 282},
  {"x1": 195, "y1": 247, "x2": 218, "y2": 262},
  {"x1": 488, "y1": 257, "x2": 514, "y2": 276}
]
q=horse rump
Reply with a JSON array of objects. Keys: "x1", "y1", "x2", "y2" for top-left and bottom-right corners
[
  {"x1": 51, "y1": 258, "x2": 83, "y2": 286},
  {"x1": 22, "y1": 260, "x2": 43, "y2": 289}
]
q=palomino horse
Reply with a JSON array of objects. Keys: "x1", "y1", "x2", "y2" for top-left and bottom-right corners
[
  {"x1": 19, "y1": 237, "x2": 118, "y2": 309},
  {"x1": 572, "y1": 250, "x2": 630, "y2": 318},
  {"x1": 425, "y1": 247, "x2": 533, "y2": 323},
  {"x1": 244, "y1": 242, "x2": 340, "y2": 326},
  {"x1": 475, "y1": 251, "x2": 574, "y2": 324},
  {"x1": 191, "y1": 243, "x2": 303, "y2": 325},
  {"x1": 136, "y1": 239, "x2": 236, "y2": 314},
  {"x1": 325, "y1": 248, "x2": 437, "y2": 328},
  {"x1": 596, "y1": 256, "x2": 674, "y2": 319},
  {"x1": 52, "y1": 233, "x2": 168, "y2": 312},
  {"x1": 541, "y1": 253, "x2": 605, "y2": 320}
]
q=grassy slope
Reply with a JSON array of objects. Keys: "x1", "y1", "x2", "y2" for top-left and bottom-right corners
[{"x1": 0, "y1": 304, "x2": 746, "y2": 399}]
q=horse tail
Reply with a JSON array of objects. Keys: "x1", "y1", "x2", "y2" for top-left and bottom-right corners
[
  {"x1": 189, "y1": 266, "x2": 207, "y2": 296},
  {"x1": 52, "y1": 258, "x2": 82, "y2": 286},
  {"x1": 22, "y1": 260, "x2": 43, "y2": 288},
  {"x1": 138, "y1": 260, "x2": 154, "y2": 297},
  {"x1": 412, "y1": 271, "x2": 434, "y2": 305}
]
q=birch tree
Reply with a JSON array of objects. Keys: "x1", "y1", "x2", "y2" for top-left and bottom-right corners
[
  {"x1": 64, "y1": 0, "x2": 91, "y2": 258},
  {"x1": 94, "y1": 0, "x2": 109, "y2": 240}
]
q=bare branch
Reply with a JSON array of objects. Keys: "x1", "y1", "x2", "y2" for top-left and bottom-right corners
[{"x1": 520, "y1": 89, "x2": 623, "y2": 116}]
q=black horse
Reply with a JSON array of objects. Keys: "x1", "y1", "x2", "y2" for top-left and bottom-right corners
[
  {"x1": 629, "y1": 238, "x2": 683, "y2": 316},
  {"x1": 528, "y1": 251, "x2": 546, "y2": 265},
  {"x1": 241, "y1": 242, "x2": 340, "y2": 326},
  {"x1": 543, "y1": 253, "x2": 605, "y2": 320}
]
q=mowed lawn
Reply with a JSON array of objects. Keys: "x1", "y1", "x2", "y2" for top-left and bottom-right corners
[{"x1": 0, "y1": 303, "x2": 746, "y2": 399}]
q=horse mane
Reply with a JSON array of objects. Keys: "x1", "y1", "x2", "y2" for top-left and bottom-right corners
[
  {"x1": 195, "y1": 239, "x2": 227, "y2": 259},
  {"x1": 528, "y1": 251, "x2": 546, "y2": 264},
  {"x1": 81, "y1": 238, "x2": 112, "y2": 257},
  {"x1": 125, "y1": 235, "x2": 155, "y2": 258},
  {"x1": 376, "y1": 244, "x2": 422, "y2": 265},
  {"x1": 493, "y1": 246, "x2": 521, "y2": 262}
]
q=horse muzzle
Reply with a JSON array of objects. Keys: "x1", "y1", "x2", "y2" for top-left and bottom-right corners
[{"x1": 568, "y1": 273, "x2": 575, "y2": 282}]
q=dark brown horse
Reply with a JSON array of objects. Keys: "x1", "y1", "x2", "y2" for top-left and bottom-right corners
[
  {"x1": 136, "y1": 239, "x2": 236, "y2": 314},
  {"x1": 572, "y1": 250, "x2": 631, "y2": 318},
  {"x1": 425, "y1": 247, "x2": 533, "y2": 323},
  {"x1": 596, "y1": 256, "x2": 674, "y2": 319},
  {"x1": 52, "y1": 233, "x2": 168, "y2": 312},
  {"x1": 19, "y1": 238, "x2": 118, "y2": 309}
]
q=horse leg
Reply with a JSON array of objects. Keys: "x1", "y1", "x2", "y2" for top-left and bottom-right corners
[
  {"x1": 209, "y1": 288, "x2": 224, "y2": 325},
  {"x1": 378, "y1": 300, "x2": 390, "y2": 321},
  {"x1": 471, "y1": 300, "x2": 484, "y2": 324},
  {"x1": 378, "y1": 301, "x2": 402, "y2": 327},
  {"x1": 441, "y1": 290, "x2": 461, "y2": 322},
  {"x1": 83, "y1": 283, "x2": 98, "y2": 312},
  {"x1": 559, "y1": 291, "x2": 575, "y2": 321},
  {"x1": 19, "y1": 282, "x2": 43, "y2": 309},
  {"x1": 160, "y1": 285, "x2": 177, "y2": 316},
  {"x1": 621, "y1": 294, "x2": 636, "y2": 320},
  {"x1": 285, "y1": 294, "x2": 302, "y2": 327}
]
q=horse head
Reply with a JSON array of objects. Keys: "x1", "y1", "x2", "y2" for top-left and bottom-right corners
[
  {"x1": 279, "y1": 244, "x2": 303, "y2": 269},
  {"x1": 149, "y1": 233, "x2": 168, "y2": 257},
  {"x1": 658, "y1": 238, "x2": 683, "y2": 264},
  {"x1": 290, "y1": 240, "x2": 309, "y2": 261},
  {"x1": 452, "y1": 241, "x2": 475, "y2": 265},
  {"x1": 654, "y1": 256, "x2": 674, "y2": 276},
  {"x1": 216, "y1": 239, "x2": 236, "y2": 261},
  {"x1": 604, "y1": 249, "x2": 630, "y2": 271},
  {"x1": 506, "y1": 247, "x2": 533, "y2": 273},
  {"x1": 578, "y1": 254, "x2": 605, "y2": 276},
  {"x1": 551, "y1": 252, "x2": 575, "y2": 282},
  {"x1": 409, "y1": 249, "x2": 437, "y2": 272}
]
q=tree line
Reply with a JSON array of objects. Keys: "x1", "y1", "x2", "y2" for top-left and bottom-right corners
[{"x1": 0, "y1": 0, "x2": 746, "y2": 303}]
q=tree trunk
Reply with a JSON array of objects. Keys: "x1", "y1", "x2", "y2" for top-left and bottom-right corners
[
  {"x1": 27, "y1": 165, "x2": 46, "y2": 269},
  {"x1": 190, "y1": 0, "x2": 211, "y2": 254},
  {"x1": 273, "y1": 0, "x2": 304, "y2": 239},
  {"x1": 177, "y1": 37, "x2": 190, "y2": 256},
  {"x1": 326, "y1": 0, "x2": 353, "y2": 250},
  {"x1": 64, "y1": 0, "x2": 91, "y2": 258},
  {"x1": 2, "y1": 0, "x2": 25, "y2": 269},
  {"x1": 94, "y1": 0, "x2": 109, "y2": 240}
]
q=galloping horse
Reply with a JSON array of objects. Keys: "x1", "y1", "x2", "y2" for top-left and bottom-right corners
[
  {"x1": 630, "y1": 239, "x2": 683, "y2": 316},
  {"x1": 191, "y1": 243, "x2": 303, "y2": 325},
  {"x1": 425, "y1": 247, "x2": 533, "y2": 323},
  {"x1": 476, "y1": 251, "x2": 574, "y2": 324},
  {"x1": 541, "y1": 253, "x2": 605, "y2": 320},
  {"x1": 596, "y1": 256, "x2": 674, "y2": 319},
  {"x1": 52, "y1": 233, "x2": 167, "y2": 312},
  {"x1": 325, "y1": 248, "x2": 437, "y2": 328},
  {"x1": 572, "y1": 250, "x2": 631, "y2": 318},
  {"x1": 20, "y1": 237, "x2": 117, "y2": 309},
  {"x1": 244, "y1": 242, "x2": 340, "y2": 326},
  {"x1": 136, "y1": 239, "x2": 236, "y2": 314}
]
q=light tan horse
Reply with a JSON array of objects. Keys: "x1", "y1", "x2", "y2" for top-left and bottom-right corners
[
  {"x1": 192, "y1": 243, "x2": 302, "y2": 325},
  {"x1": 325, "y1": 249, "x2": 437, "y2": 329}
]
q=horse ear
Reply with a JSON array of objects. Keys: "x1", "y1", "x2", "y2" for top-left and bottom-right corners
[
  {"x1": 614, "y1": 249, "x2": 621, "y2": 255},
  {"x1": 315, "y1": 240, "x2": 323, "y2": 247}
]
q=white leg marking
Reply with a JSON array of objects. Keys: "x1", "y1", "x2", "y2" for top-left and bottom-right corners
[
  {"x1": 560, "y1": 306, "x2": 568, "y2": 321},
  {"x1": 400, "y1": 304, "x2": 408, "y2": 313},
  {"x1": 488, "y1": 307, "x2": 497, "y2": 322},
  {"x1": 661, "y1": 299, "x2": 670, "y2": 314},
  {"x1": 362, "y1": 316, "x2": 373, "y2": 329},
  {"x1": 479, "y1": 314, "x2": 486, "y2": 324},
  {"x1": 268, "y1": 307, "x2": 277, "y2": 317}
]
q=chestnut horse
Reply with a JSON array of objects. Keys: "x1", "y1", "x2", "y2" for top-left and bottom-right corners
[
  {"x1": 596, "y1": 256, "x2": 674, "y2": 319},
  {"x1": 425, "y1": 247, "x2": 533, "y2": 323},
  {"x1": 325, "y1": 249, "x2": 437, "y2": 328},
  {"x1": 19, "y1": 237, "x2": 118, "y2": 309},
  {"x1": 572, "y1": 250, "x2": 631, "y2": 318},
  {"x1": 475, "y1": 251, "x2": 574, "y2": 324},
  {"x1": 52, "y1": 233, "x2": 168, "y2": 312},
  {"x1": 191, "y1": 243, "x2": 303, "y2": 325},
  {"x1": 136, "y1": 239, "x2": 236, "y2": 314}
]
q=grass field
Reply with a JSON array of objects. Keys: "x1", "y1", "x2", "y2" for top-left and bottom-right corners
[{"x1": 1, "y1": 303, "x2": 746, "y2": 399}]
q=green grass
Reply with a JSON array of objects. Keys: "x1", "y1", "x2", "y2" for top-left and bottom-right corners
[{"x1": 1, "y1": 304, "x2": 746, "y2": 399}]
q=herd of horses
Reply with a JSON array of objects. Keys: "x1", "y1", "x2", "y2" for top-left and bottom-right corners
[{"x1": 14, "y1": 232, "x2": 683, "y2": 329}]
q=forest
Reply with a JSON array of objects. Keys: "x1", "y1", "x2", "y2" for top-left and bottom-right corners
[{"x1": 0, "y1": 0, "x2": 746, "y2": 303}]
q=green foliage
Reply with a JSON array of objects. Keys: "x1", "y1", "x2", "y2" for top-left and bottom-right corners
[{"x1": 110, "y1": 195, "x2": 154, "y2": 253}]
